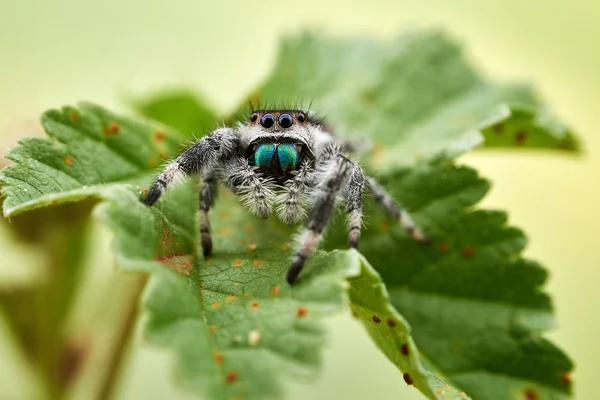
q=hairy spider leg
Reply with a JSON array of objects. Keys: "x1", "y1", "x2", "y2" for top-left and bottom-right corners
[
  {"x1": 287, "y1": 145, "x2": 363, "y2": 284},
  {"x1": 143, "y1": 128, "x2": 239, "y2": 206},
  {"x1": 365, "y1": 177, "x2": 430, "y2": 243},
  {"x1": 199, "y1": 171, "x2": 218, "y2": 257}
]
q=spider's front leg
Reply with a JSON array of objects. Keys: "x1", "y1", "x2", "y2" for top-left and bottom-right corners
[
  {"x1": 199, "y1": 171, "x2": 218, "y2": 257},
  {"x1": 143, "y1": 127, "x2": 240, "y2": 206},
  {"x1": 287, "y1": 146, "x2": 363, "y2": 284},
  {"x1": 143, "y1": 128, "x2": 240, "y2": 257}
]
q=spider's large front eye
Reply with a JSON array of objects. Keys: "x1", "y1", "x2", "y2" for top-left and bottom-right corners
[
  {"x1": 278, "y1": 113, "x2": 293, "y2": 129},
  {"x1": 260, "y1": 114, "x2": 275, "y2": 128}
]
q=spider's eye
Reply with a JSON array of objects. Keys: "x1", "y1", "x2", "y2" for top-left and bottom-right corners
[
  {"x1": 297, "y1": 112, "x2": 306, "y2": 123},
  {"x1": 278, "y1": 113, "x2": 293, "y2": 129},
  {"x1": 260, "y1": 113, "x2": 275, "y2": 128},
  {"x1": 250, "y1": 113, "x2": 258, "y2": 122}
]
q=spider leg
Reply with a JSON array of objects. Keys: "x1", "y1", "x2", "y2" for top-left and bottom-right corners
[
  {"x1": 223, "y1": 157, "x2": 276, "y2": 219},
  {"x1": 287, "y1": 147, "x2": 356, "y2": 284},
  {"x1": 346, "y1": 165, "x2": 364, "y2": 248},
  {"x1": 365, "y1": 177, "x2": 429, "y2": 243},
  {"x1": 143, "y1": 127, "x2": 239, "y2": 206},
  {"x1": 276, "y1": 161, "x2": 314, "y2": 225},
  {"x1": 199, "y1": 171, "x2": 217, "y2": 257}
]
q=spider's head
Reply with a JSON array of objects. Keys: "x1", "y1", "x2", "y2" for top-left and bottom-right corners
[{"x1": 248, "y1": 110, "x2": 310, "y2": 132}]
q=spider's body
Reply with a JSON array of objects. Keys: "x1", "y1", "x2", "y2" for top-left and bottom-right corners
[{"x1": 144, "y1": 109, "x2": 427, "y2": 284}]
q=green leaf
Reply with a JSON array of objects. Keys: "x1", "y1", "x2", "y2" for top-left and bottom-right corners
[
  {"x1": 133, "y1": 91, "x2": 220, "y2": 139},
  {"x1": 0, "y1": 103, "x2": 183, "y2": 216},
  {"x1": 0, "y1": 28, "x2": 576, "y2": 400},
  {"x1": 0, "y1": 102, "x2": 460, "y2": 399},
  {"x1": 325, "y1": 156, "x2": 573, "y2": 399},
  {"x1": 242, "y1": 30, "x2": 579, "y2": 172}
]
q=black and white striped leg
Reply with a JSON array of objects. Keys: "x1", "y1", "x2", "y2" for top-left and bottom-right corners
[
  {"x1": 199, "y1": 172, "x2": 217, "y2": 257},
  {"x1": 365, "y1": 177, "x2": 429, "y2": 243},
  {"x1": 223, "y1": 157, "x2": 276, "y2": 219},
  {"x1": 346, "y1": 166, "x2": 364, "y2": 248},
  {"x1": 143, "y1": 128, "x2": 239, "y2": 206},
  {"x1": 287, "y1": 154, "x2": 353, "y2": 284},
  {"x1": 276, "y1": 161, "x2": 314, "y2": 225}
]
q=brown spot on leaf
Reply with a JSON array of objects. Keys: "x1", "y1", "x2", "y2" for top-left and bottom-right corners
[
  {"x1": 401, "y1": 343, "x2": 410, "y2": 356},
  {"x1": 372, "y1": 315, "x2": 381, "y2": 323},
  {"x1": 59, "y1": 339, "x2": 89, "y2": 386},
  {"x1": 216, "y1": 226, "x2": 232, "y2": 237},
  {"x1": 211, "y1": 302, "x2": 221, "y2": 309},
  {"x1": 232, "y1": 259, "x2": 243, "y2": 268},
  {"x1": 250, "y1": 302, "x2": 260, "y2": 309},
  {"x1": 70, "y1": 111, "x2": 79, "y2": 121},
  {"x1": 103, "y1": 122, "x2": 120, "y2": 136},
  {"x1": 524, "y1": 389, "x2": 538, "y2": 400},
  {"x1": 351, "y1": 310, "x2": 359, "y2": 318},
  {"x1": 248, "y1": 244, "x2": 257, "y2": 251},
  {"x1": 386, "y1": 318, "x2": 396, "y2": 327},
  {"x1": 462, "y1": 246, "x2": 474, "y2": 257},
  {"x1": 225, "y1": 371, "x2": 238, "y2": 384},
  {"x1": 213, "y1": 352, "x2": 223, "y2": 364},
  {"x1": 297, "y1": 307, "x2": 308, "y2": 318},
  {"x1": 252, "y1": 260, "x2": 264, "y2": 267},
  {"x1": 493, "y1": 123, "x2": 504, "y2": 134},
  {"x1": 209, "y1": 325, "x2": 217, "y2": 333},
  {"x1": 225, "y1": 296, "x2": 237, "y2": 302},
  {"x1": 439, "y1": 242, "x2": 450, "y2": 252},
  {"x1": 561, "y1": 372, "x2": 572, "y2": 386},
  {"x1": 271, "y1": 286, "x2": 280, "y2": 296},
  {"x1": 280, "y1": 244, "x2": 289, "y2": 251},
  {"x1": 147, "y1": 158, "x2": 157, "y2": 168},
  {"x1": 154, "y1": 131, "x2": 165, "y2": 142},
  {"x1": 403, "y1": 373, "x2": 413, "y2": 385},
  {"x1": 64, "y1": 156, "x2": 74, "y2": 166},
  {"x1": 515, "y1": 130, "x2": 527, "y2": 145},
  {"x1": 245, "y1": 225, "x2": 254, "y2": 233}
]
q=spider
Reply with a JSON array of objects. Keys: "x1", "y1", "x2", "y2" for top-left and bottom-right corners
[{"x1": 143, "y1": 109, "x2": 428, "y2": 284}]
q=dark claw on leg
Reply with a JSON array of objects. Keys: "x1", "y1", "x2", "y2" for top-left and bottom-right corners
[
  {"x1": 287, "y1": 255, "x2": 306, "y2": 285},
  {"x1": 202, "y1": 233, "x2": 212, "y2": 257},
  {"x1": 143, "y1": 185, "x2": 163, "y2": 206}
]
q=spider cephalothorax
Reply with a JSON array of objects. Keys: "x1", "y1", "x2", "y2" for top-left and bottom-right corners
[{"x1": 144, "y1": 108, "x2": 427, "y2": 284}]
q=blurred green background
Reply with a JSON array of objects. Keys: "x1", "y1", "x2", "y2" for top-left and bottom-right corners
[{"x1": 0, "y1": 0, "x2": 598, "y2": 399}]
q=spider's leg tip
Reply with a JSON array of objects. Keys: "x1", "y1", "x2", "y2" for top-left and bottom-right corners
[
  {"x1": 286, "y1": 256, "x2": 305, "y2": 285},
  {"x1": 413, "y1": 229, "x2": 432, "y2": 246},
  {"x1": 143, "y1": 186, "x2": 162, "y2": 206}
]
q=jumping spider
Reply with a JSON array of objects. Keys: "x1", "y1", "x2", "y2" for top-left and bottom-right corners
[{"x1": 144, "y1": 109, "x2": 428, "y2": 284}]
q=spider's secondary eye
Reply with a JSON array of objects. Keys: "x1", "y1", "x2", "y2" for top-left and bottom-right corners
[
  {"x1": 260, "y1": 114, "x2": 275, "y2": 128},
  {"x1": 278, "y1": 113, "x2": 293, "y2": 128},
  {"x1": 250, "y1": 113, "x2": 258, "y2": 122},
  {"x1": 297, "y1": 112, "x2": 306, "y2": 123}
]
